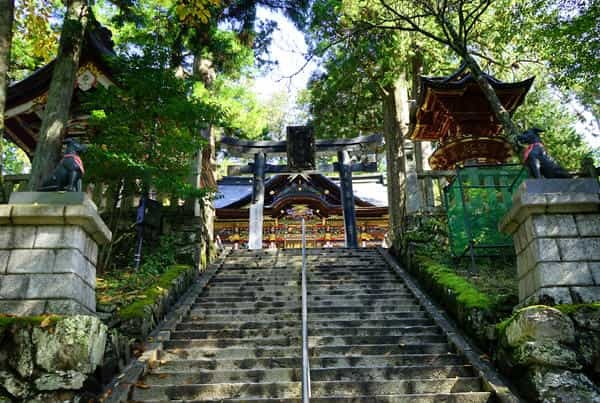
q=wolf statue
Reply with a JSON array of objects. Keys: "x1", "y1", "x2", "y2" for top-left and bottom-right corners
[
  {"x1": 517, "y1": 128, "x2": 571, "y2": 179},
  {"x1": 39, "y1": 138, "x2": 88, "y2": 192}
]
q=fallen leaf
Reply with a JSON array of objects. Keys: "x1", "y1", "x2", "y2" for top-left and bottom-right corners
[{"x1": 40, "y1": 316, "x2": 54, "y2": 328}]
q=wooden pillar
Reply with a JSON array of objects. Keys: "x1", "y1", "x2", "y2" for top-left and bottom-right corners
[
  {"x1": 248, "y1": 152, "x2": 266, "y2": 249},
  {"x1": 337, "y1": 150, "x2": 358, "y2": 248}
]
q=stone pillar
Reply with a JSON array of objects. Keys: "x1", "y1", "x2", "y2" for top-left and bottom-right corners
[
  {"x1": 499, "y1": 179, "x2": 600, "y2": 306},
  {"x1": 404, "y1": 140, "x2": 421, "y2": 215},
  {"x1": 337, "y1": 150, "x2": 358, "y2": 248},
  {"x1": 248, "y1": 152, "x2": 266, "y2": 250},
  {"x1": 0, "y1": 192, "x2": 111, "y2": 315}
]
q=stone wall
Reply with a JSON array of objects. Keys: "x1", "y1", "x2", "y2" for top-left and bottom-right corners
[
  {"x1": 496, "y1": 305, "x2": 600, "y2": 402},
  {"x1": 0, "y1": 315, "x2": 107, "y2": 402}
]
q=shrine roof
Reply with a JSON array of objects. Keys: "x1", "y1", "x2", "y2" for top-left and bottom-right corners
[
  {"x1": 214, "y1": 173, "x2": 388, "y2": 210},
  {"x1": 4, "y1": 22, "x2": 116, "y2": 156},
  {"x1": 409, "y1": 64, "x2": 534, "y2": 141}
]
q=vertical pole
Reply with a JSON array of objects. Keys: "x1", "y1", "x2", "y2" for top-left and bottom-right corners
[
  {"x1": 337, "y1": 150, "x2": 358, "y2": 248},
  {"x1": 249, "y1": 152, "x2": 266, "y2": 249},
  {"x1": 301, "y1": 217, "x2": 311, "y2": 401}
]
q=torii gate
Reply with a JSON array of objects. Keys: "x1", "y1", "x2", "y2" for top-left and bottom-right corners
[{"x1": 220, "y1": 126, "x2": 383, "y2": 249}]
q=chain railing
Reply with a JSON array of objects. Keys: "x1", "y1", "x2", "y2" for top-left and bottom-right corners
[{"x1": 301, "y1": 217, "x2": 311, "y2": 402}]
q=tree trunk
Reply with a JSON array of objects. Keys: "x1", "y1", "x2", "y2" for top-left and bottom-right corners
[
  {"x1": 27, "y1": 0, "x2": 89, "y2": 190},
  {"x1": 382, "y1": 76, "x2": 410, "y2": 253},
  {"x1": 193, "y1": 53, "x2": 217, "y2": 267},
  {"x1": 0, "y1": 0, "x2": 15, "y2": 185},
  {"x1": 461, "y1": 52, "x2": 522, "y2": 143}
]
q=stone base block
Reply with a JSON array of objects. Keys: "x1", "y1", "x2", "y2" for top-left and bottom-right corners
[
  {"x1": 0, "y1": 273, "x2": 95, "y2": 313},
  {"x1": 501, "y1": 179, "x2": 600, "y2": 307},
  {"x1": 0, "y1": 194, "x2": 110, "y2": 316},
  {"x1": 0, "y1": 299, "x2": 94, "y2": 316}
]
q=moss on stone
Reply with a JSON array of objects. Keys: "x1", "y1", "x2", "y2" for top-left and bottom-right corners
[
  {"x1": 0, "y1": 315, "x2": 61, "y2": 329},
  {"x1": 555, "y1": 302, "x2": 600, "y2": 315},
  {"x1": 117, "y1": 265, "x2": 192, "y2": 320},
  {"x1": 416, "y1": 255, "x2": 492, "y2": 310}
]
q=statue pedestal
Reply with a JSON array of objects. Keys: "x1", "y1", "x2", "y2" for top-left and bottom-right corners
[
  {"x1": 499, "y1": 179, "x2": 600, "y2": 306},
  {"x1": 0, "y1": 192, "x2": 111, "y2": 315}
]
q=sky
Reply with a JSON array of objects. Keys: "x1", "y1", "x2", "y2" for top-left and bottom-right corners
[{"x1": 252, "y1": 7, "x2": 317, "y2": 105}]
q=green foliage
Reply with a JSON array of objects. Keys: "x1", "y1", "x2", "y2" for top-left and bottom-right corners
[
  {"x1": 83, "y1": 51, "x2": 218, "y2": 198},
  {"x1": 524, "y1": 0, "x2": 599, "y2": 123},
  {"x1": 9, "y1": 0, "x2": 59, "y2": 80},
  {"x1": 138, "y1": 235, "x2": 178, "y2": 276},
  {"x1": 0, "y1": 138, "x2": 29, "y2": 174},
  {"x1": 193, "y1": 76, "x2": 269, "y2": 139}
]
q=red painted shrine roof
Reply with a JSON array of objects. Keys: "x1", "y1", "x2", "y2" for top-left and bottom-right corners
[
  {"x1": 408, "y1": 65, "x2": 533, "y2": 170},
  {"x1": 409, "y1": 65, "x2": 533, "y2": 142}
]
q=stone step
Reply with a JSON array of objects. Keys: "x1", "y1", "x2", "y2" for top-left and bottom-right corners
[
  {"x1": 308, "y1": 292, "x2": 416, "y2": 305},
  {"x1": 186, "y1": 312, "x2": 301, "y2": 322},
  {"x1": 308, "y1": 276, "x2": 399, "y2": 283},
  {"x1": 204, "y1": 281, "x2": 300, "y2": 288},
  {"x1": 308, "y1": 299, "x2": 420, "y2": 308},
  {"x1": 212, "y1": 275, "x2": 300, "y2": 282},
  {"x1": 310, "y1": 318, "x2": 435, "y2": 328},
  {"x1": 179, "y1": 320, "x2": 300, "y2": 330},
  {"x1": 192, "y1": 296, "x2": 299, "y2": 304},
  {"x1": 131, "y1": 378, "x2": 482, "y2": 400},
  {"x1": 151, "y1": 353, "x2": 466, "y2": 373},
  {"x1": 310, "y1": 365, "x2": 475, "y2": 381},
  {"x1": 143, "y1": 368, "x2": 302, "y2": 384},
  {"x1": 201, "y1": 286, "x2": 299, "y2": 294},
  {"x1": 310, "y1": 326, "x2": 441, "y2": 337},
  {"x1": 128, "y1": 392, "x2": 493, "y2": 402},
  {"x1": 308, "y1": 304, "x2": 421, "y2": 313},
  {"x1": 153, "y1": 357, "x2": 302, "y2": 372},
  {"x1": 310, "y1": 378, "x2": 483, "y2": 396},
  {"x1": 308, "y1": 288, "x2": 409, "y2": 296},
  {"x1": 307, "y1": 392, "x2": 493, "y2": 403},
  {"x1": 310, "y1": 343, "x2": 453, "y2": 356},
  {"x1": 308, "y1": 311, "x2": 429, "y2": 321},
  {"x1": 165, "y1": 336, "x2": 301, "y2": 348},
  {"x1": 192, "y1": 301, "x2": 300, "y2": 309},
  {"x1": 312, "y1": 353, "x2": 466, "y2": 369},
  {"x1": 173, "y1": 326, "x2": 299, "y2": 339},
  {"x1": 192, "y1": 306, "x2": 422, "y2": 316},
  {"x1": 160, "y1": 345, "x2": 300, "y2": 360},
  {"x1": 131, "y1": 381, "x2": 301, "y2": 400},
  {"x1": 198, "y1": 290, "x2": 299, "y2": 298},
  {"x1": 309, "y1": 334, "x2": 447, "y2": 347},
  {"x1": 307, "y1": 284, "x2": 407, "y2": 291},
  {"x1": 137, "y1": 366, "x2": 479, "y2": 393},
  {"x1": 308, "y1": 276, "x2": 400, "y2": 282},
  {"x1": 188, "y1": 307, "x2": 302, "y2": 316}
]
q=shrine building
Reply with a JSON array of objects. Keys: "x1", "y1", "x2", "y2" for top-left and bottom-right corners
[{"x1": 214, "y1": 173, "x2": 389, "y2": 249}]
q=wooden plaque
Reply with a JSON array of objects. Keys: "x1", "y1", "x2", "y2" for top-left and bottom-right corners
[{"x1": 286, "y1": 126, "x2": 315, "y2": 171}]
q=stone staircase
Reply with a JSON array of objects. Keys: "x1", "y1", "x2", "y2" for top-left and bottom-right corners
[{"x1": 129, "y1": 249, "x2": 505, "y2": 402}]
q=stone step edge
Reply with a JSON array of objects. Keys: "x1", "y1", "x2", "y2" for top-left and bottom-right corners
[
  {"x1": 149, "y1": 364, "x2": 474, "y2": 374},
  {"x1": 377, "y1": 247, "x2": 521, "y2": 402},
  {"x1": 101, "y1": 249, "x2": 233, "y2": 403},
  {"x1": 127, "y1": 392, "x2": 493, "y2": 403}
]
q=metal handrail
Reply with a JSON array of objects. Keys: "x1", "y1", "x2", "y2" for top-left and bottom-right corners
[{"x1": 301, "y1": 217, "x2": 311, "y2": 402}]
